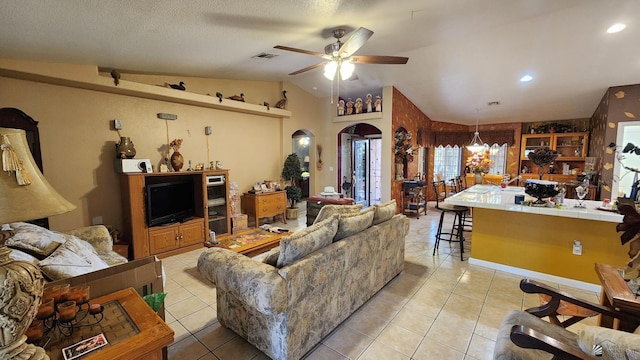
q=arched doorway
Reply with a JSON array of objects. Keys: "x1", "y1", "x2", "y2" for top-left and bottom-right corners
[
  {"x1": 292, "y1": 130, "x2": 312, "y2": 198},
  {"x1": 338, "y1": 123, "x2": 382, "y2": 206}
]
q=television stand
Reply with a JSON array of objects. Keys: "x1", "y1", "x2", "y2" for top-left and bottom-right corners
[{"x1": 120, "y1": 170, "x2": 231, "y2": 259}]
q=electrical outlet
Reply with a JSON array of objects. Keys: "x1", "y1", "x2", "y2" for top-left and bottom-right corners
[
  {"x1": 572, "y1": 240, "x2": 582, "y2": 255},
  {"x1": 112, "y1": 119, "x2": 122, "y2": 130},
  {"x1": 92, "y1": 216, "x2": 103, "y2": 225}
]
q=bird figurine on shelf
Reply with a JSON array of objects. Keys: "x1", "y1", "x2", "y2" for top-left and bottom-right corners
[
  {"x1": 227, "y1": 93, "x2": 245, "y2": 102},
  {"x1": 215, "y1": 92, "x2": 223, "y2": 103},
  {"x1": 110, "y1": 69, "x2": 121, "y2": 86},
  {"x1": 166, "y1": 81, "x2": 186, "y2": 91},
  {"x1": 274, "y1": 90, "x2": 287, "y2": 109},
  {"x1": 263, "y1": 101, "x2": 270, "y2": 110}
]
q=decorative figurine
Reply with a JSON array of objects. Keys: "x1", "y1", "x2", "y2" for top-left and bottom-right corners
[
  {"x1": 365, "y1": 93, "x2": 373, "y2": 113},
  {"x1": 354, "y1": 98, "x2": 363, "y2": 114},
  {"x1": 337, "y1": 99, "x2": 345, "y2": 116},
  {"x1": 374, "y1": 95, "x2": 382, "y2": 112},
  {"x1": 346, "y1": 98, "x2": 354, "y2": 115}
]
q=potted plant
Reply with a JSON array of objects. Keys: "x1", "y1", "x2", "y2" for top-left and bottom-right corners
[{"x1": 281, "y1": 153, "x2": 303, "y2": 219}]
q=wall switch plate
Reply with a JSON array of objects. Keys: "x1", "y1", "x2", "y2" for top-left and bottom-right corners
[
  {"x1": 205, "y1": 126, "x2": 212, "y2": 135},
  {"x1": 573, "y1": 240, "x2": 582, "y2": 255},
  {"x1": 113, "y1": 119, "x2": 122, "y2": 130}
]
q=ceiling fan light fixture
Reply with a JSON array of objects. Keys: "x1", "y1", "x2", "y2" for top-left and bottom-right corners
[
  {"x1": 340, "y1": 61, "x2": 355, "y2": 80},
  {"x1": 323, "y1": 60, "x2": 338, "y2": 80}
]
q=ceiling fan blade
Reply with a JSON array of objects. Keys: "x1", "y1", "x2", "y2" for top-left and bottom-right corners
[
  {"x1": 288, "y1": 61, "x2": 328, "y2": 75},
  {"x1": 337, "y1": 27, "x2": 373, "y2": 57},
  {"x1": 274, "y1": 45, "x2": 325, "y2": 58},
  {"x1": 350, "y1": 55, "x2": 409, "y2": 65}
]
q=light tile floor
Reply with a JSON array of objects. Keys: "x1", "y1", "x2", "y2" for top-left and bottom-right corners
[{"x1": 162, "y1": 201, "x2": 601, "y2": 360}]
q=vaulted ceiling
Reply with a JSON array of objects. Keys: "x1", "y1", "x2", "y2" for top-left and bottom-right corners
[{"x1": 2, "y1": 0, "x2": 640, "y2": 125}]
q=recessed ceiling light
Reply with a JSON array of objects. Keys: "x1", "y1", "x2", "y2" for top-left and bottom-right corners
[
  {"x1": 520, "y1": 74, "x2": 533, "y2": 82},
  {"x1": 607, "y1": 23, "x2": 626, "y2": 33}
]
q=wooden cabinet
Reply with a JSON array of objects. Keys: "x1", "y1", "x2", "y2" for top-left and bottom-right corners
[
  {"x1": 120, "y1": 170, "x2": 230, "y2": 259},
  {"x1": 242, "y1": 191, "x2": 287, "y2": 228},
  {"x1": 148, "y1": 219, "x2": 204, "y2": 255},
  {"x1": 520, "y1": 132, "x2": 588, "y2": 178},
  {"x1": 402, "y1": 181, "x2": 426, "y2": 218}
]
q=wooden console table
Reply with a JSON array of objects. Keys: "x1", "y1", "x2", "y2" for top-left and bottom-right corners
[
  {"x1": 242, "y1": 191, "x2": 287, "y2": 228},
  {"x1": 595, "y1": 263, "x2": 640, "y2": 331},
  {"x1": 44, "y1": 287, "x2": 174, "y2": 360}
]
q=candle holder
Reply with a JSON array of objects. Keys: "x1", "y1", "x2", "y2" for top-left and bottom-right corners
[{"x1": 28, "y1": 285, "x2": 105, "y2": 341}]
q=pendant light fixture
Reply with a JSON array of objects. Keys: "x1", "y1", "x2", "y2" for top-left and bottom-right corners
[{"x1": 466, "y1": 108, "x2": 485, "y2": 153}]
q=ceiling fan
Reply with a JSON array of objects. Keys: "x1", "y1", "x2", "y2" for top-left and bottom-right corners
[{"x1": 274, "y1": 27, "x2": 409, "y2": 79}]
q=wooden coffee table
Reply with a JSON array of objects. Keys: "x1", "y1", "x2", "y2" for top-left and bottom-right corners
[
  {"x1": 207, "y1": 228, "x2": 289, "y2": 257},
  {"x1": 43, "y1": 287, "x2": 173, "y2": 360}
]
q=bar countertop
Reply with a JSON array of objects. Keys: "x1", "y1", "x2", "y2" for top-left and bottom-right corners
[{"x1": 444, "y1": 184, "x2": 623, "y2": 223}]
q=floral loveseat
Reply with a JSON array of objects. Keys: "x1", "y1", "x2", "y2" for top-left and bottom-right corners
[
  {"x1": 5, "y1": 222, "x2": 128, "y2": 280},
  {"x1": 198, "y1": 200, "x2": 409, "y2": 360}
]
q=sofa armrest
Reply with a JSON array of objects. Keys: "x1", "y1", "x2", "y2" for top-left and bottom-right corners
[
  {"x1": 197, "y1": 248, "x2": 288, "y2": 315},
  {"x1": 65, "y1": 225, "x2": 113, "y2": 253}
]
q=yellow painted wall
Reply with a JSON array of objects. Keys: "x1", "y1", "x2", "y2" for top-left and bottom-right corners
[
  {"x1": 0, "y1": 61, "x2": 327, "y2": 232},
  {"x1": 472, "y1": 208, "x2": 629, "y2": 284}
]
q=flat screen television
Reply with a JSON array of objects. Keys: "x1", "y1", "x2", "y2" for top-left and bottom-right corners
[{"x1": 145, "y1": 180, "x2": 195, "y2": 226}]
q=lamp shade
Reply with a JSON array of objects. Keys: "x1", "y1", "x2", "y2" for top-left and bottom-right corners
[
  {"x1": 303, "y1": 156, "x2": 310, "y2": 163},
  {"x1": 0, "y1": 128, "x2": 76, "y2": 224}
]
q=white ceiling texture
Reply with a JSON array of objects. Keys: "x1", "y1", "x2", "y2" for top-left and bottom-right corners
[{"x1": 1, "y1": 0, "x2": 640, "y2": 125}]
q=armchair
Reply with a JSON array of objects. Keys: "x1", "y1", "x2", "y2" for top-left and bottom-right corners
[{"x1": 493, "y1": 279, "x2": 640, "y2": 360}]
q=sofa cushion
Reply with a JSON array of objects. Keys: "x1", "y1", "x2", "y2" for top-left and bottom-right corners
[
  {"x1": 39, "y1": 236, "x2": 109, "y2": 280},
  {"x1": 334, "y1": 207, "x2": 375, "y2": 241},
  {"x1": 372, "y1": 199, "x2": 397, "y2": 225},
  {"x1": 577, "y1": 325, "x2": 640, "y2": 360},
  {"x1": 6, "y1": 222, "x2": 65, "y2": 259},
  {"x1": 276, "y1": 214, "x2": 339, "y2": 268},
  {"x1": 313, "y1": 204, "x2": 363, "y2": 224}
]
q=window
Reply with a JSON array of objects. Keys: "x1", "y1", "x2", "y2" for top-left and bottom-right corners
[
  {"x1": 487, "y1": 143, "x2": 507, "y2": 175},
  {"x1": 434, "y1": 145, "x2": 461, "y2": 181}
]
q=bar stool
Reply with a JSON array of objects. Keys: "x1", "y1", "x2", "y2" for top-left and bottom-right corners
[{"x1": 432, "y1": 180, "x2": 468, "y2": 260}]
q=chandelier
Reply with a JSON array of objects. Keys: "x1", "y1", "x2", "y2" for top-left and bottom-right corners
[{"x1": 466, "y1": 109, "x2": 485, "y2": 153}]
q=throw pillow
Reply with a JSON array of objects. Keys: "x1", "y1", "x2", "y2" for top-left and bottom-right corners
[
  {"x1": 39, "y1": 236, "x2": 109, "y2": 280},
  {"x1": 372, "y1": 199, "x2": 397, "y2": 225},
  {"x1": 276, "y1": 214, "x2": 339, "y2": 268},
  {"x1": 6, "y1": 222, "x2": 66, "y2": 259},
  {"x1": 577, "y1": 325, "x2": 640, "y2": 360},
  {"x1": 9, "y1": 248, "x2": 39, "y2": 265},
  {"x1": 261, "y1": 247, "x2": 281, "y2": 267},
  {"x1": 313, "y1": 204, "x2": 362, "y2": 225},
  {"x1": 334, "y1": 206, "x2": 375, "y2": 241}
]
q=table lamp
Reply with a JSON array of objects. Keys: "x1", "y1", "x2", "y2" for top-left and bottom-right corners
[{"x1": 0, "y1": 128, "x2": 75, "y2": 360}]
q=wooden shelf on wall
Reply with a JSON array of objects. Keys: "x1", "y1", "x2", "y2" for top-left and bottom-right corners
[
  {"x1": 333, "y1": 111, "x2": 383, "y2": 123},
  {"x1": 0, "y1": 62, "x2": 291, "y2": 118}
]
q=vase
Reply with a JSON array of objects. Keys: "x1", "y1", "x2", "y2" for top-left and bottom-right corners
[
  {"x1": 116, "y1": 137, "x2": 136, "y2": 159},
  {"x1": 474, "y1": 173, "x2": 483, "y2": 184},
  {"x1": 170, "y1": 151, "x2": 184, "y2": 172},
  {"x1": 395, "y1": 163, "x2": 404, "y2": 180}
]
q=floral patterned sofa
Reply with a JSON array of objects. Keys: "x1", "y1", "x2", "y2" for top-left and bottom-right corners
[
  {"x1": 198, "y1": 200, "x2": 409, "y2": 360},
  {"x1": 6, "y1": 222, "x2": 128, "y2": 280}
]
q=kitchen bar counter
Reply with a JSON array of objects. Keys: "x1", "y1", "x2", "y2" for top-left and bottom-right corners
[
  {"x1": 444, "y1": 185, "x2": 627, "y2": 288},
  {"x1": 445, "y1": 184, "x2": 622, "y2": 223}
]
